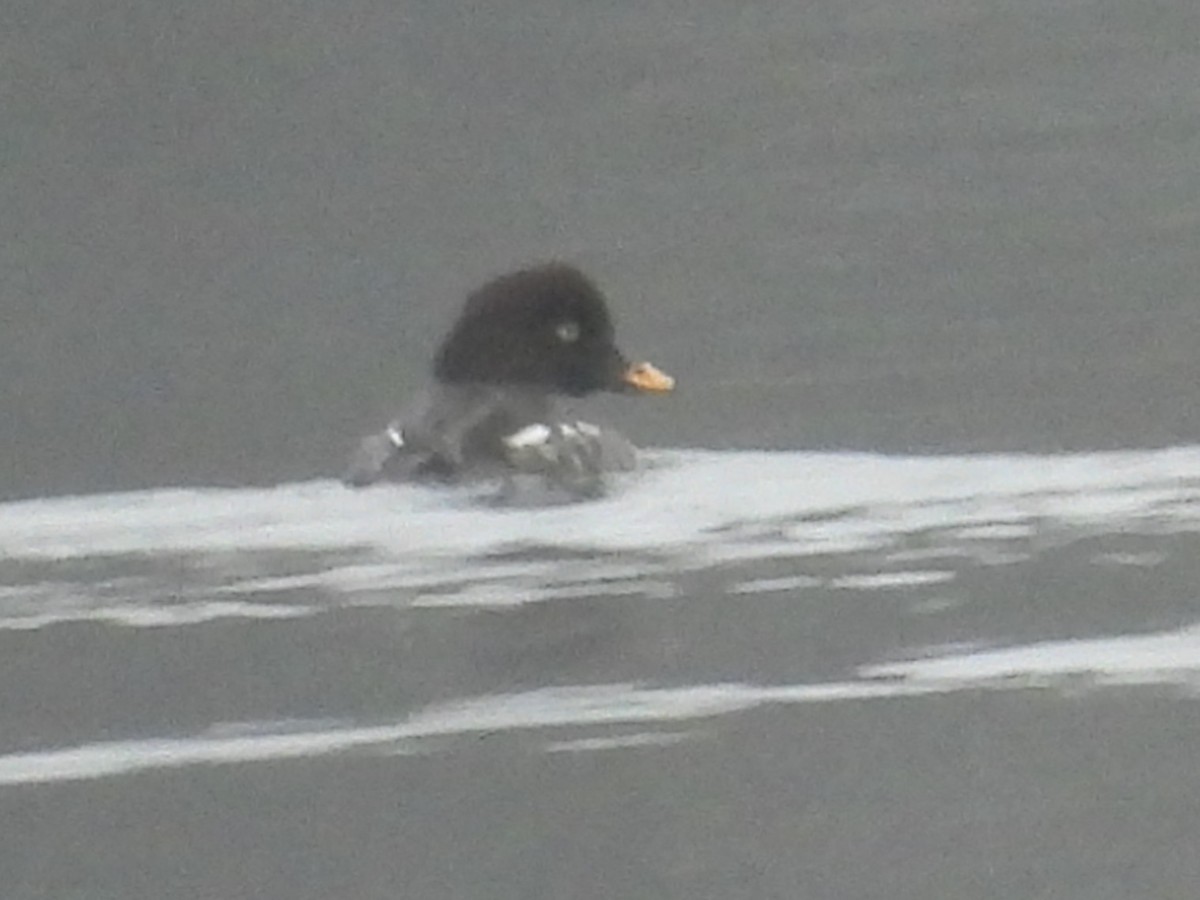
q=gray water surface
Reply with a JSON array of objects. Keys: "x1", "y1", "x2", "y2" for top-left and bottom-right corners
[
  {"x1": 5, "y1": 0, "x2": 1200, "y2": 498},
  {"x1": 4, "y1": 449, "x2": 1200, "y2": 897}
]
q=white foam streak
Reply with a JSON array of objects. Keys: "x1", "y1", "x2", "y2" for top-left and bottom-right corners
[
  {"x1": 1, "y1": 446, "x2": 1199, "y2": 622},
  {"x1": 0, "y1": 601, "x2": 312, "y2": 631},
  {"x1": 3, "y1": 447, "x2": 1199, "y2": 562},
  {"x1": 3, "y1": 622, "x2": 1199, "y2": 786},
  {"x1": 865, "y1": 624, "x2": 1200, "y2": 685}
]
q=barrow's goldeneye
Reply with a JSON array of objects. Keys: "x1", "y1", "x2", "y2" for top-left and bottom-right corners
[{"x1": 343, "y1": 264, "x2": 674, "y2": 493}]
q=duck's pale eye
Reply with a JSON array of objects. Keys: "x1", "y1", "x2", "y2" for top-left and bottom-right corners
[{"x1": 555, "y1": 321, "x2": 581, "y2": 343}]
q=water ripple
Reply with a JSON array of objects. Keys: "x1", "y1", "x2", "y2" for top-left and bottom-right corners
[
  {"x1": 2, "y1": 447, "x2": 1199, "y2": 627},
  {"x1": 3, "y1": 621, "x2": 1197, "y2": 786}
]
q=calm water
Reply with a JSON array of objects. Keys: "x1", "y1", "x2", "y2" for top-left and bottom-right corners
[{"x1": 5, "y1": 0, "x2": 1200, "y2": 897}]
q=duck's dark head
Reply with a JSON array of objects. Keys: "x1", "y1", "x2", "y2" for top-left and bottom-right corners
[{"x1": 433, "y1": 264, "x2": 674, "y2": 398}]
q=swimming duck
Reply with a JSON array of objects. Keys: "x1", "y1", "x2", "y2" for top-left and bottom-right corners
[{"x1": 343, "y1": 264, "x2": 674, "y2": 493}]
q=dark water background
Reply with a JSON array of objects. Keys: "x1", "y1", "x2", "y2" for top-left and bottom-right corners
[
  {"x1": 6, "y1": 0, "x2": 1200, "y2": 499},
  {"x1": 4, "y1": 1, "x2": 1200, "y2": 898}
]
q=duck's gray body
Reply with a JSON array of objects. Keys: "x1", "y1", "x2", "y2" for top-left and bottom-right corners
[
  {"x1": 342, "y1": 264, "x2": 669, "y2": 494},
  {"x1": 343, "y1": 383, "x2": 637, "y2": 491}
]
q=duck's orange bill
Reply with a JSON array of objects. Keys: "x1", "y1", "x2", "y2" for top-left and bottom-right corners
[{"x1": 622, "y1": 361, "x2": 675, "y2": 394}]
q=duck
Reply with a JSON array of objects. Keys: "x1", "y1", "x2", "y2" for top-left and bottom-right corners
[{"x1": 342, "y1": 263, "x2": 674, "y2": 493}]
